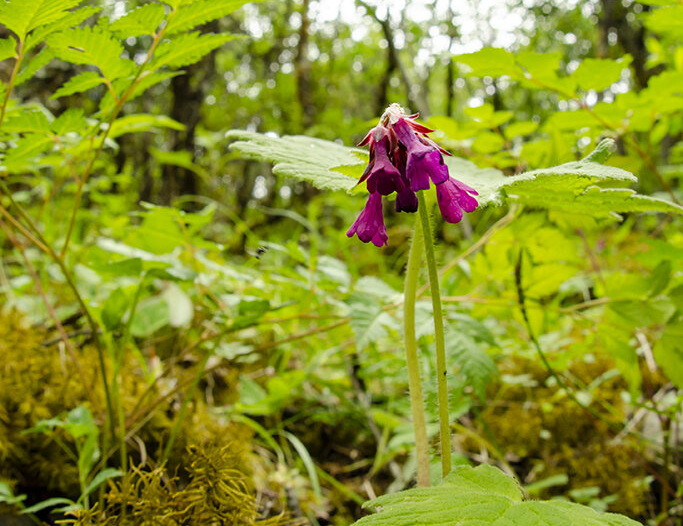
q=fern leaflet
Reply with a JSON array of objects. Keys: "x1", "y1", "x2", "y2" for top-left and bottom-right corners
[
  {"x1": 165, "y1": 0, "x2": 257, "y2": 35},
  {"x1": 47, "y1": 27, "x2": 134, "y2": 82},
  {"x1": 150, "y1": 31, "x2": 235, "y2": 70},
  {"x1": 110, "y1": 4, "x2": 166, "y2": 37}
]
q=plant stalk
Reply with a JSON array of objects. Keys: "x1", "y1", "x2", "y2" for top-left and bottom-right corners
[
  {"x1": 417, "y1": 192, "x2": 451, "y2": 478},
  {"x1": 404, "y1": 214, "x2": 431, "y2": 487}
]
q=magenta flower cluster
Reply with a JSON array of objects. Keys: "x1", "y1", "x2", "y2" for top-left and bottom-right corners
[{"x1": 347, "y1": 104, "x2": 479, "y2": 247}]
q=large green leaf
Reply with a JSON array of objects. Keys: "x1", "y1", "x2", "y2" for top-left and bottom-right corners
[
  {"x1": 227, "y1": 131, "x2": 682, "y2": 218},
  {"x1": 227, "y1": 129, "x2": 366, "y2": 192},
  {"x1": 353, "y1": 465, "x2": 640, "y2": 526}
]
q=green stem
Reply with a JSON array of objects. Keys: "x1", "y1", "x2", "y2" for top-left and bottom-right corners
[
  {"x1": 404, "y1": 214, "x2": 431, "y2": 487},
  {"x1": 417, "y1": 192, "x2": 451, "y2": 479}
]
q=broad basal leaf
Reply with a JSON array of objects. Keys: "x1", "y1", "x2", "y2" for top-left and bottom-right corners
[
  {"x1": 227, "y1": 129, "x2": 366, "y2": 191},
  {"x1": 47, "y1": 27, "x2": 134, "y2": 82},
  {"x1": 227, "y1": 132, "x2": 682, "y2": 217},
  {"x1": 354, "y1": 464, "x2": 640, "y2": 526},
  {"x1": 0, "y1": 0, "x2": 82, "y2": 40},
  {"x1": 165, "y1": 0, "x2": 259, "y2": 35}
]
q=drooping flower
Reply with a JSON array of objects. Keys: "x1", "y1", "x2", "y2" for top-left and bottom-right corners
[
  {"x1": 347, "y1": 103, "x2": 479, "y2": 246},
  {"x1": 392, "y1": 117, "x2": 450, "y2": 191},
  {"x1": 435, "y1": 177, "x2": 479, "y2": 224},
  {"x1": 346, "y1": 192, "x2": 388, "y2": 247}
]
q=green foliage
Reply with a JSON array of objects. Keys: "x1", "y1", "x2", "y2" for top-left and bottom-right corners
[
  {"x1": 227, "y1": 129, "x2": 367, "y2": 191},
  {"x1": 354, "y1": 465, "x2": 640, "y2": 525},
  {"x1": 228, "y1": 133, "x2": 681, "y2": 218}
]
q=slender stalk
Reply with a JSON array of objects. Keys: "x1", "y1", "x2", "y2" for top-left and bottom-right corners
[
  {"x1": 404, "y1": 214, "x2": 431, "y2": 487},
  {"x1": 0, "y1": 40, "x2": 24, "y2": 127},
  {"x1": 417, "y1": 192, "x2": 451, "y2": 478}
]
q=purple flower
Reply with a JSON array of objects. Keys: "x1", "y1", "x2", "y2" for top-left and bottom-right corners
[
  {"x1": 346, "y1": 192, "x2": 388, "y2": 247},
  {"x1": 436, "y1": 177, "x2": 479, "y2": 224},
  {"x1": 348, "y1": 103, "x2": 479, "y2": 246},
  {"x1": 363, "y1": 135, "x2": 403, "y2": 196},
  {"x1": 392, "y1": 118, "x2": 449, "y2": 191}
]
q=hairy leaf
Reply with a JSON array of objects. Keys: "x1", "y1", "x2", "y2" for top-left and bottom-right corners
[
  {"x1": 227, "y1": 130, "x2": 366, "y2": 191},
  {"x1": 354, "y1": 465, "x2": 640, "y2": 526},
  {"x1": 227, "y1": 133, "x2": 682, "y2": 218}
]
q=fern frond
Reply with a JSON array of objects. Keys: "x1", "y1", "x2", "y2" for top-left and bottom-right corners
[
  {"x1": 51, "y1": 108, "x2": 88, "y2": 136},
  {"x1": 110, "y1": 4, "x2": 166, "y2": 37},
  {"x1": 165, "y1": 0, "x2": 256, "y2": 35},
  {"x1": 128, "y1": 71, "x2": 183, "y2": 101},
  {"x1": 51, "y1": 71, "x2": 105, "y2": 99},
  {"x1": 25, "y1": 6, "x2": 100, "y2": 52},
  {"x1": 0, "y1": 37, "x2": 17, "y2": 61},
  {"x1": 1, "y1": 109, "x2": 52, "y2": 134},
  {"x1": 150, "y1": 31, "x2": 235, "y2": 70},
  {"x1": 0, "y1": 0, "x2": 82, "y2": 40},
  {"x1": 448, "y1": 332, "x2": 497, "y2": 400},
  {"x1": 47, "y1": 27, "x2": 134, "y2": 82},
  {"x1": 15, "y1": 48, "x2": 54, "y2": 86}
]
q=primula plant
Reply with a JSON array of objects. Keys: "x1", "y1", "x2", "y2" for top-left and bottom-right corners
[
  {"x1": 1, "y1": 0, "x2": 683, "y2": 525},
  {"x1": 347, "y1": 104, "x2": 478, "y2": 246},
  {"x1": 228, "y1": 92, "x2": 681, "y2": 522}
]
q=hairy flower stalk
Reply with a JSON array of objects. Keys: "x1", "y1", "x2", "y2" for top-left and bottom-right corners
[
  {"x1": 347, "y1": 103, "x2": 479, "y2": 245},
  {"x1": 349, "y1": 104, "x2": 481, "y2": 484}
]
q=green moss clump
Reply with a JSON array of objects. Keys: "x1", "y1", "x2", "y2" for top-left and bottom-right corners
[
  {"x1": 0, "y1": 311, "x2": 101, "y2": 498},
  {"x1": 64, "y1": 443, "x2": 297, "y2": 526}
]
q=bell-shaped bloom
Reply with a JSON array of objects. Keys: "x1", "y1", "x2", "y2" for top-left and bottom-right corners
[
  {"x1": 435, "y1": 177, "x2": 479, "y2": 224},
  {"x1": 392, "y1": 117, "x2": 449, "y2": 191},
  {"x1": 348, "y1": 104, "x2": 480, "y2": 246},
  {"x1": 346, "y1": 192, "x2": 388, "y2": 247},
  {"x1": 364, "y1": 136, "x2": 403, "y2": 196}
]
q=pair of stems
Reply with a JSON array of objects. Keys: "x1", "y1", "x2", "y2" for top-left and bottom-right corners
[{"x1": 403, "y1": 191, "x2": 451, "y2": 486}]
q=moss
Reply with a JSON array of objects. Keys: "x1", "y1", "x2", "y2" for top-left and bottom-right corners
[
  {"x1": 64, "y1": 443, "x2": 296, "y2": 526},
  {"x1": 0, "y1": 312, "x2": 298, "y2": 524},
  {"x1": 0, "y1": 311, "x2": 101, "y2": 497}
]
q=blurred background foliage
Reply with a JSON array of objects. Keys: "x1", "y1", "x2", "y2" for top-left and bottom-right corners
[{"x1": 0, "y1": 0, "x2": 681, "y2": 524}]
